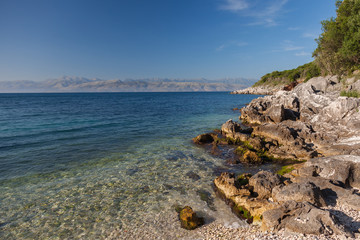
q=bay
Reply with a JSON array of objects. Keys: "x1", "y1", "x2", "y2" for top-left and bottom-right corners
[{"x1": 0, "y1": 92, "x2": 273, "y2": 239}]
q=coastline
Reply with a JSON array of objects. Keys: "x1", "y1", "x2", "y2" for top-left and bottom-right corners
[
  {"x1": 1, "y1": 88, "x2": 359, "y2": 239},
  {"x1": 230, "y1": 85, "x2": 283, "y2": 95},
  {"x1": 192, "y1": 75, "x2": 360, "y2": 239}
]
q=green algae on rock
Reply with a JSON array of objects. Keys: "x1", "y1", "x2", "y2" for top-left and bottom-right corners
[
  {"x1": 276, "y1": 165, "x2": 295, "y2": 176},
  {"x1": 178, "y1": 206, "x2": 204, "y2": 230}
]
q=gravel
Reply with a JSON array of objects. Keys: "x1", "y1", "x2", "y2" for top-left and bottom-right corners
[{"x1": 106, "y1": 197, "x2": 360, "y2": 240}]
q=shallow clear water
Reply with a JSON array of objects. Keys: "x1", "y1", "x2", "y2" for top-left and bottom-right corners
[{"x1": 0, "y1": 92, "x2": 277, "y2": 239}]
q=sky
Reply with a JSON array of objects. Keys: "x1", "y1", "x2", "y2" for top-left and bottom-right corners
[{"x1": 0, "y1": 0, "x2": 337, "y2": 81}]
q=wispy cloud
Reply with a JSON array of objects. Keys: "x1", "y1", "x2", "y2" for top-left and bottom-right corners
[
  {"x1": 216, "y1": 41, "x2": 248, "y2": 51},
  {"x1": 220, "y1": 0, "x2": 249, "y2": 11},
  {"x1": 295, "y1": 51, "x2": 311, "y2": 57},
  {"x1": 271, "y1": 40, "x2": 304, "y2": 53},
  {"x1": 303, "y1": 32, "x2": 318, "y2": 39},
  {"x1": 282, "y1": 40, "x2": 303, "y2": 51},
  {"x1": 288, "y1": 27, "x2": 300, "y2": 31},
  {"x1": 219, "y1": 0, "x2": 289, "y2": 26},
  {"x1": 216, "y1": 44, "x2": 226, "y2": 51}
]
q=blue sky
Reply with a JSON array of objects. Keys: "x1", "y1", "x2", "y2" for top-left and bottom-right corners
[{"x1": 0, "y1": 0, "x2": 337, "y2": 81}]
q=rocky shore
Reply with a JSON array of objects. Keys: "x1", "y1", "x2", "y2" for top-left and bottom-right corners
[
  {"x1": 230, "y1": 85, "x2": 282, "y2": 95},
  {"x1": 193, "y1": 75, "x2": 360, "y2": 239}
]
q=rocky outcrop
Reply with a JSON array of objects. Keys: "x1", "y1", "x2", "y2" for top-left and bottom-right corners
[
  {"x1": 261, "y1": 201, "x2": 353, "y2": 237},
  {"x1": 293, "y1": 155, "x2": 360, "y2": 210},
  {"x1": 248, "y1": 171, "x2": 282, "y2": 199},
  {"x1": 192, "y1": 133, "x2": 215, "y2": 144},
  {"x1": 221, "y1": 119, "x2": 252, "y2": 142},
  {"x1": 239, "y1": 76, "x2": 360, "y2": 159},
  {"x1": 300, "y1": 155, "x2": 360, "y2": 188},
  {"x1": 214, "y1": 155, "x2": 360, "y2": 237},
  {"x1": 231, "y1": 85, "x2": 283, "y2": 95},
  {"x1": 214, "y1": 172, "x2": 279, "y2": 223},
  {"x1": 208, "y1": 76, "x2": 360, "y2": 237},
  {"x1": 272, "y1": 182, "x2": 326, "y2": 207}
]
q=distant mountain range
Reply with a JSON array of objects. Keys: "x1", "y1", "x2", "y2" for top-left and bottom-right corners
[{"x1": 0, "y1": 76, "x2": 256, "y2": 93}]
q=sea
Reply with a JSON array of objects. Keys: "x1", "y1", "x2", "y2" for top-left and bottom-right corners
[{"x1": 0, "y1": 92, "x2": 280, "y2": 239}]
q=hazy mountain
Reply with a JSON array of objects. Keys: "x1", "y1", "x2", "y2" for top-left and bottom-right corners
[{"x1": 0, "y1": 76, "x2": 256, "y2": 93}]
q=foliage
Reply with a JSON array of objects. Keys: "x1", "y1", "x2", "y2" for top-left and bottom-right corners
[
  {"x1": 253, "y1": 62, "x2": 320, "y2": 87},
  {"x1": 313, "y1": 0, "x2": 360, "y2": 75},
  {"x1": 340, "y1": 89, "x2": 360, "y2": 98},
  {"x1": 255, "y1": 0, "x2": 360, "y2": 87}
]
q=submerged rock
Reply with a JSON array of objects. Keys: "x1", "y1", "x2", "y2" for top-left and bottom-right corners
[
  {"x1": 186, "y1": 171, "x2": 201, "y2": 181},
  {"x1": 178, "y1": 206, "x2": 204, "y2": 230},
  {"x1": 233, "y1": 146, "x2": 262, "y2": 164},
  {"x1": 196, "y1": 189, "x2": 216, "y2": 211},
  {"x1": 192, "y1": 133, "x2": 215, "y2": 144},
  {"x1": 242, "y1": 150, "x2": 262, "y2": 164}
]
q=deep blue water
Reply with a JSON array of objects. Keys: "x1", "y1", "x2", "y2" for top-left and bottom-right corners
[
  {"x1": 0, "y1": 92, "x2": 266, "y2": 239},
  {"x1": 0, "y1": 92, "x2": 256, "y2": 182}
]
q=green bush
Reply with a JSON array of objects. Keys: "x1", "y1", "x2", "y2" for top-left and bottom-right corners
[
  {"x1": 255, "y1": 1, "x2": 360, "y2": 87},
  {"x1": 340, "y1": 90, "x2": 360, "y2": 98},
  {"x1": 254, "y1": 62, "x2": 320, "y2": 87},
  {"x1": 313, "y1": 0, "x2": 360, "y2": 75}
]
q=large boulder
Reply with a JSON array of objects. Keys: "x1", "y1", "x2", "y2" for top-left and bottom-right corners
[
  {"x1": 248, "y1": 171, "x2": 282, "y2": 199},
  {"x1": 231, "y1": 195, "x2": 278, "y2": 224},
  {"x1": 178, "y1": 206, "x2": 204, "y2": 230},
  {"x1": 301, "y1": 155, "x2": 360, "y2": 188},
  {"x1": 221, "y1": 119, "x2": 252, "y2": 139},
  {"x1": 192, "y1": 133, "x2": 214, "y2": 144},
  {"x1": 214, "y1": 172, "x2": 278, "y2": 223},
  {"x1": 293, "y1": 175, "x2": 360, "y2": 210},
  {"x1": 214, "y1": 172, "x2": 244, "y2": 197},
  {"x1": 261, "y1": 201, "x2": 353, "y2": 237},
  {"x1": 272, "y1": 181, "x2": 326, "y2": 207},
  {"x1": 252, "y1": 121, "x2": 320, "y2": 160}
]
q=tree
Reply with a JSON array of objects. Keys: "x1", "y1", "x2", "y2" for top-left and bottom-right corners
[{"x1": 313, "y1": 0, "x2": 360, "y2": 75}]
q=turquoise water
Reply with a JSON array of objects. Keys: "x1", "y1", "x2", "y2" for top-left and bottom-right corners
[{"x1": 0, "y1": 92, "x2": 272, "y2": 239}]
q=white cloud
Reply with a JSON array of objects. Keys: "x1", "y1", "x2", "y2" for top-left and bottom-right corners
[
  {"x1": 284, "y1": 46, "x2": 304, "y2": 51},
  {"x1": 220, "y1": 0, "x2": 249, "y2": 11},
  {"x1": 282, "y1": 40, "x2": 304, "y2": 51},
  {"x1": 288, "y1": 27, "x2": 300, "y2": 31},
  {"x1": 303, "y1": 32, "x2": 318, "y2": 39},
  {"x1": 216, "y1": 44, "x2": 226, "y2": 51},
  {"x1": 219, "y1": 0, "x2": 289, "y2": 26},
  {"x1": 216, "y1": 41, "x2": 248, "y2": 51},
  {"x1": 236, "y1": 41, "x2": 248, "y2": 47},
  {"x1": 295, "y1": 51, "x2": 311, "y2": 57}
]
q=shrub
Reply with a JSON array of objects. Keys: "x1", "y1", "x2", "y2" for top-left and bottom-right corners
[
  {"x1": 313, "y1": 0, "x2": 360, "y2": 75},
  {"x1": 340, "y1": 90, "x2": 360, "y2": 98},
  {"x1": 254, "y1": 62, "x2": 320, "y2": 87}
]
